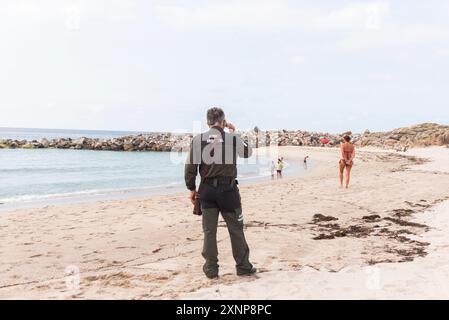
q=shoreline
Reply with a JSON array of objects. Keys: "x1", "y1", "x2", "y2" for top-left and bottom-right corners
[
  {"x1": 1, "y1": 146, "x2": 449, "y2": 299},
  {"x1": 0, "y1": 150, "x2": 309, "y2": 213}
]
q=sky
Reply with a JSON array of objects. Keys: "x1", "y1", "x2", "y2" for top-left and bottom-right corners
[{"x1": 1, "y1": 0, "x2": 449, "y2": 133}]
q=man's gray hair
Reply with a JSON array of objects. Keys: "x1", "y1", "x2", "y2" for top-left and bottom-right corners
[{"x1": 207, "y1": 107, "x2": 225, "y2": 126}]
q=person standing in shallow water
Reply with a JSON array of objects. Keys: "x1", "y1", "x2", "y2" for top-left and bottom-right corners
[
  {"x1": 303, "y1": 156, "x2": 309, "y2": 169},
  {"x1": 277, "y1": 158, "x2": 284, "y2": 178},
  {"x1": 339, "y1": 135, "x2": 356, "y2": 189},
  {"x1": 184, "y1": 107, "x2": 256, "y2": 279}
]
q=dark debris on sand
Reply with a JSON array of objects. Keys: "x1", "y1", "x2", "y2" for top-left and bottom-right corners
[
  {"x1": 362, "y1": 215, "x2": 381, "y2": 222},
  {"x1": 367, "y1": 258, "x2": 395, "y2": 265},
  {"x1": 313, "y1": 234, "x2": 336, "y2": 240},
  {"x1": 312, "y1": 214, "x2": 339, "y2": 223},
  {"x1": 404, "y1": 200, "x2": 431, "y2": 209},
  {"x1": 312, "y1": 223, "x2": 373, "y2": 240},
  {"x1": 383, "y1": 217, "x2": 428, "y2": 229},
  {"x1": 335, "y1": 225, "x2": 372, "y2": 238},
  {"x1": 386, "y1": 246, "x2": 428, "y2": 261},
  {"x1": 389, "y1": 155, "x2": 429, "y2": 173},
  {"x1": 392, "y1": 209, "x2": 415, "y2": 218},
  {"x1": 310, "y1": 202, "x2": 435, "y2": 265}
]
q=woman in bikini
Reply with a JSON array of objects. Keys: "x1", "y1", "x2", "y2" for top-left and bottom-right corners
[{"x1": 339, "y1": 135, "x2": 355, "y2": 189}]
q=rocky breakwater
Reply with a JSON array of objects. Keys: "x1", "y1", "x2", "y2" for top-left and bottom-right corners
[
  {"x1": 0, "y1": 130, "x2": 353, "y2": 151},
  {"x1": 240, "y1": 123, "x2": 449, "y2": 150},
  {"x1": 0, "y1": 133, "x2": 193, "y2": 152},
  {"x1": 240, "y1": 129, "x2": 354, "y2": 148},
  {"x1": 355, "y1": 123, "x2": 449, "y2": 149},
  {"x1": 0, "y1": 123, "x2": 448, "y2": 152}
]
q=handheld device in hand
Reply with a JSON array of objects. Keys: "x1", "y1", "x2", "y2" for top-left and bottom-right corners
[{"x1": 193, "y1": 193, "x2": 202, "y2": 216}]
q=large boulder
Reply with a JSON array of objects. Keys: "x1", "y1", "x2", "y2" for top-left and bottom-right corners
[
  {"x1": 31, "y1": 141, "x2": 44, "y2": 148},
  {"x1": 388, "y1": 134, "x2": 401, "y2": 141},
  {"x1": 40, "y1": 138, "x2": 50, "y2": 148},
  {"x1": 123, "y1": 142, "x2": 134, "y2": 151},
  {"x1": 438, "y1": 132, "x2": 449, "y2": 145},
  {"x1": 93, "y1": 141, "x2": 104, "y2": 150},
  {"x1": 22, "y1": 142, "x2": 35, "y2": 149}
]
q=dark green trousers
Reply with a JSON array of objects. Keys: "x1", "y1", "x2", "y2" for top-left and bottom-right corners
[{"x1": 201, "y1": 207, "x2": 253, "y2": 276}]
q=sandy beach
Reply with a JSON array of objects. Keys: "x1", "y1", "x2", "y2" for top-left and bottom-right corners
[{"x1": 1, "y1": 146, "x2": 449, "y2": 299}]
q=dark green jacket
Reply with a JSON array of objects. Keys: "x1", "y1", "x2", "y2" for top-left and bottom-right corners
[{"x1": 185, "y1": 126, "x2": 252, "y2": 191}]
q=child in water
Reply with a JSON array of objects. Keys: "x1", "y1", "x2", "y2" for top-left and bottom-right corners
[{"x1": 277, "y1": 158, "x2": 284, "y2": 179}]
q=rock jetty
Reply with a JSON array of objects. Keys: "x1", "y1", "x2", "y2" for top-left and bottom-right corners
[
  {"x1": 356, "y1": 123, "x2": 449, "y2": 149},
  {"x1": 0, "y1": 123, "x2": 448, "y2": 152},
  {"x1": 0, "y1": 133, "x2": 193, "y2": 152}
]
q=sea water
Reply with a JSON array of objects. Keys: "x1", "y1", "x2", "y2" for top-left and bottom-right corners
[{"x1": 0, "y1": 128, "x2": 305, "y2": 207}]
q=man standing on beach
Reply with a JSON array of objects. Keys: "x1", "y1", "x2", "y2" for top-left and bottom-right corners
[{"x1": 185, "y1": 107, "x2": 256, "y2": 279}]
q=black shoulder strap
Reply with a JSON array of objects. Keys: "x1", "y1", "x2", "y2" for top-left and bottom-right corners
[{"x1": 198, "y1": 133, "x2": 209, "y2": 191}]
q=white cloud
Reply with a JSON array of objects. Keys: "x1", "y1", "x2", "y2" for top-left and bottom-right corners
[
  {"x1": 156, "y1": 0, "x2": 300, "y2": 29},
  {"x1": 434, "y1": 48, "x2": 449, "y2": 56},
  {"x1": 290, "y1": 55, "x2": 306, "y2": 65},
  {"x1": 64, "y1": 4, "x2": 81, "y2": 30},
  {"x1": 156, "y1": 0, "x2": 449, "y2": 52},
  {"x1": 0, "y1": 0, "x2": 136, "y2": 27},
  {"x1": 157, "y1": 0, "x2": 390, "y2": 31},
  {"x1": 0, "y1": 1, "x2": 50, "y2": 20},
  {"x1": 340, "y1": 26, "x2": 449, "y2": 49},
  {"x1": 313, "y1": 2, "x2": 390, "y2": 30},
  {"x1": 372, "y1": 73, "x2": 394, "y2": 81}
]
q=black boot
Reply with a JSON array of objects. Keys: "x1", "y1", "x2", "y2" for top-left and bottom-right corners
[
  {"x1": 237, "y1": 267, "x2": 257, "y2": 276},
  {"x1": 203, "y1": 264, "x2": 219, "y2": 279}
]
